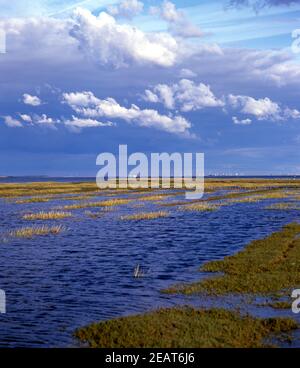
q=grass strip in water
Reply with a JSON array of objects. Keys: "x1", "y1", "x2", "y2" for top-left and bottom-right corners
[
  {"x1": 136, "y1": 195, "x2": 172, "y2": 201},
  {"x1": 162, "y1": 188, "x2": 296, "y2": 208},
  {"x1": 164, "y1": 223, "x2": 300, "y2": 295},
  {"x1": 9, "y1": 225, "x2": 65, "y2": 238},
  {"x1": 62, "y1": 199, "x2": 131, "y2": 210},
  {"x1": 14, "y1": 196, "x2": 54, "y2": 204},
  {"x1": 22, "y1": 211, "x2": 72, "y2": 220},
  {"x1": 121, "y1": 211, "x2": 169, "y2": 221},
  {"x1": 265, "y1": 203, "x2": 300, "y2": 211},
  {"x1": 74, "y1": 306, "x2": 297, "y2": 348},
  {"x1": 181, "y1": 202, "x2": 220, "y2": 212}
]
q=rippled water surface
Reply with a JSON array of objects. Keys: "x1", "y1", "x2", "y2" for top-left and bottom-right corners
[{"x1": 0, "y1": 179, "x2": 299, "y2": 347}]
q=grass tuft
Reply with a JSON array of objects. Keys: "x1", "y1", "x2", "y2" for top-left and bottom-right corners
[
  {"x1": 62, "y1": 199, "x2": 131, "y2": 210},
  {"x1": 181, "y1": 203, "x2": 219, "y2": 212},
  {"x1": 121, "y1": 211, "x2": 169, "y2": 221},
  {"x1": 9, "y1": 225, "x2": 65, "y2": 238},
  {"x1": 265, "y1": 203, "x2": 300, "y2": 211},
  {"x1": 22, "y1": 211, "x2": 72, "y2": 220}
]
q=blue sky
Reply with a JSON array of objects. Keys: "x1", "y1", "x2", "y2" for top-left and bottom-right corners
[{"x1": 1, "y1": 0, "x2": 300, "y2": 175}]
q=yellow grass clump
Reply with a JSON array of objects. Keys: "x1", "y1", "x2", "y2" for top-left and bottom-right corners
[
  {"x1": 137, "y1": 195, "x2": 171, "y2": 202},
  {"x1": 182, "y1": 203, "x2": 219, "y2": 212},
  {"x1": 9, "y1": 225, "x2": 65, "y2": 238},
  {"x1": 22, "y1": 211, "x2": 72, "y2": 220},
  {"x1": 62, "y1": 198, "x2": 131, "y2": 210},
  {"x1": 121, "y1": 211, "x2": 169, "y2": 221}
]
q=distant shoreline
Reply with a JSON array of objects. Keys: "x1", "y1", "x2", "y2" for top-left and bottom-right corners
[{"x1": 1, "y1": 175, "x2": 300, "y2": 179}]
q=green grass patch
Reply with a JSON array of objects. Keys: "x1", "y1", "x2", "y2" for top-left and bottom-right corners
[
  {"x1": 74, "y1": 306, "x2": 297, "y2": 348},
  {"x1": 165, "y1": 223, "x2": 300, "y2": 295},
  {"x1": 268, "y1": 301, "x2": 292, "y2": 310}
]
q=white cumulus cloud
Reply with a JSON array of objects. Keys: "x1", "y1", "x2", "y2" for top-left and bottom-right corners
[
  {"x1": 70, "y1": 8, "x2": 178, "y2": 68},
  {"x1": 34, "y1": 114, "x2": 55, "y2": 124},
  {"x1": 19, "y1": 114, "x2": 32, "y2": 123},
  {"x1": 228, "y1": 94, "x2": 282, "y2": 120},
  {"x1": 3, "y1": 115, "x2": 23, "y2": 128},
  {"x1": 228, "y1": 94, "x2": 300, "y2": 121},
  {"x1": 179, "y1": 68, "x2": 197, "y2": 78},
  {"x1": 64, "y1": 116, "x2": 114, "y2": 129},
  {"x1": 232, "y1": 116, "x2": 252, "y2": 125},
  {"x1": 107, "y1": 0, "x2": 144, "y2": 18},
  {"x1": 23, "y1": 93, "x2": 42, "y2": 106},
  {"x1": 150, "y1": 1, "x2": 203, "y2": 38},
  {"x1": 62, "y1": 91, "x2": 191, "y2": 134},
  {"x1": 144, "y1": 79, "x2": 224, "y2": 112}
]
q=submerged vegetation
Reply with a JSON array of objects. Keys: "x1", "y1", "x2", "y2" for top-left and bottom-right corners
[
  {"x1": 14, "y1": 196, "x2": 54, "y2": 204},
  {"x1": 2, "y1": 179, "x2": 300, "y2": 347},
  {"x1": 75, "y1": 306, "x2": 297, "y2": 348},
  {"x1": 181, "y1": 202, "x2": 220, "y2": 212},
  {"x1": 62, "y1": 199, "x2": 131, "y2": 210},
  {"x1": 162, "y1": 186, "x2": 299, "y2": 208},
  {"x1": 165, "y1": 223, "x2": 300, "y2": 295},
  {"x1": 9, "y1": 225, "x2": 64, "y2": 238},
  {"x1": 136, "y1": 194, "x2": 172, "y2": 201},
  {"x1": 267, "y1": 301, "x2": 292, "y2": 310},
  {"x1": 22, "y1": 211, "x2": 72, "y2": 220},
  {"x1": 84, "y1": 209, "x2": 112, "y2": 218},
  {"x1": 75, "y1": 222, "x2": 300, "y2": 348},
  {"x1": 265, "y1": 203, "x2": 300, "y2": 211},
  {"x1": 121, "y1": 211, "x2": 169, "y2": 221}
]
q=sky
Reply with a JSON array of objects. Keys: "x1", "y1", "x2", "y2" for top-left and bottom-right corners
[{"x1": 1, "y1": 0, "x2": 300, "y2": 176}]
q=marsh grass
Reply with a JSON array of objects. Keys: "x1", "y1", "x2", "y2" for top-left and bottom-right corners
[
  {"x1": 181, "y1": 202, "x2": 220, "y2": 212},
  {"x1": 161, "y1": 188, "x2": 297, "y2": 208},
  {"x1": 225, "y1": 196, "x2": 265, "y2": 204},
  {"x1": 58, "y1": 195, "x2": 94, "y2": 201},
  {"x1": 14, "y1": 196, "x2": 54, "y2": 204},
  {"x1": 9, "y1": 225, "x2": 64, "y2": 238},
  {"x1": 137, "y1": 195, "x2": 171, "y2": 201},
  {"x1": 165, "y1": 223, "x2": 300, "y2": 296},
  {"x1": 22, "y1": 211, "x2": 72, "y2": 220},
  {"x1": 268, "y1": 301, "x2": 292, "y2": 310},
  {"x1": 84, "y1": 209, "x2": 112, "y2": 218},
  {"x1": 74, "y1": 306, "x2": 297, "y2": 348},
  {"x1": 121, "y1": 211, "x2": 169, "y2": 221},
  {"x1": 62, "y1": 199, "x2": 131, "y2": 210},
  {"x1": 2, "y1": 178, "x2": 300, "y2": 199},
  {"x1": 265, "y1": 203, "x2": 300, "y2": 211},
  {"x1": 85, "y1": 211, "x2": 104, "y2": 219},
  {"x1": 132, "y1": 203, "x2": 145, "y2": 208},
  {"x1": 0, "y1": 182, "x2": 102, "y2": 198},
  {"x1": 14, "y1": 193, "x2": 99, "y2": 205}
]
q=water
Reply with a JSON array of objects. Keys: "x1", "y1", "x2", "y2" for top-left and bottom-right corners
[{"x1": 0, "y1": 179, "x2": 299, "y2": 347}]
